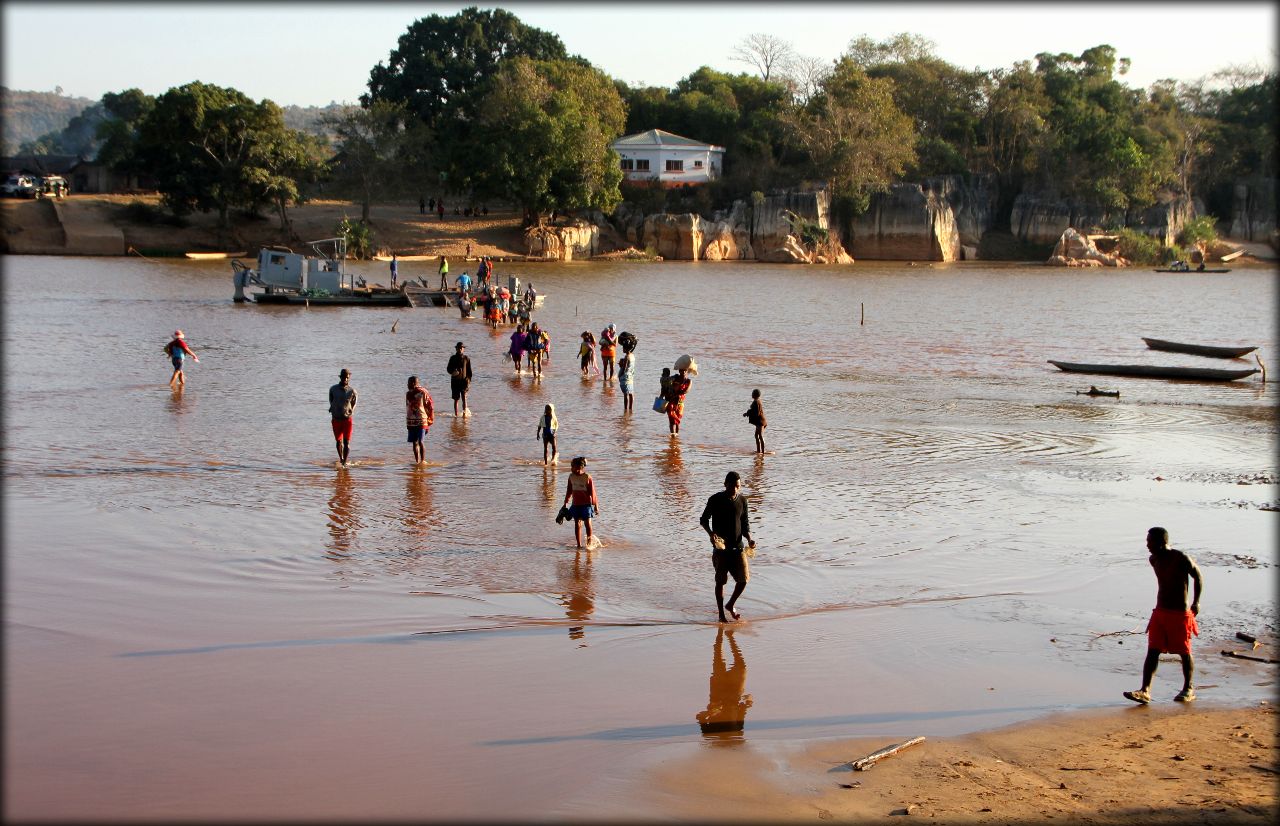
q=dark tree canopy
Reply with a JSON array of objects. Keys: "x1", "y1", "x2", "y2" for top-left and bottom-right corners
[
  {"x1": 134, "y1": 82, "x2": 308, "y2": 228},
  {"x1": 364, "y1": 6, "x2": 570, "y2": 129}
]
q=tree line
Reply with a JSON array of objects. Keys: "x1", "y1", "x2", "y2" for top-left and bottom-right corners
[{"x1": 18, "y1": 7, "x2": 1275, "y2": 242}]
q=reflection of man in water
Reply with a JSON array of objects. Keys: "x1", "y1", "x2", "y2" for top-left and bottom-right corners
[{"x1": 697, "y1": 627, "x2": 752, "y2": 738}]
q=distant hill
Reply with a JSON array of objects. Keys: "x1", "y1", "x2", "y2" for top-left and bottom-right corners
[
  {"x1": 281, "y1": 102, "x2": 349, "y2": 141},
  {"x1": 1, "y1": 88, "x2": 95, "y2": 156},
  {"x1": 1, "y1": 88, "x2": 349, "y2": 156}
]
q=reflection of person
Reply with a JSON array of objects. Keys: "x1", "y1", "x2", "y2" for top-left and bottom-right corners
[
  {"x1": 563, "y1": 456, "x2": 599, "y2": 549},
  {"x1": 326, "y1": 462, "x2": 358, "y2": 555},
  {"x1": 696, "y1": 627, "x2": 753, "y2": 737},
  {"x1": 328, "y1": 368, "x2": 357, "y2": 467},
  {"x1": 446, "y1": 342, "x2": 473, "y2": 416},
  {"x1": 560, "y1": 552, "x2": 594, "y2": 641},
  {"x1": 405, "y1": 375, "x2": 435, "y2": 465},
  {"x1": 163, "y1": 329, "x2": 199, "y2": 389},
  {"x1": 700, "y1": 471, "x2": 754, "y2": 622},
  {"x1": 1124, "y1": 527, "x2": 1203, "y2": 704}
]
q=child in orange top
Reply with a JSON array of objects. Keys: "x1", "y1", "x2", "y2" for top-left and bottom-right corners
[{"x1": 563, "y1": 456, "x2": 599, "y2": 549}]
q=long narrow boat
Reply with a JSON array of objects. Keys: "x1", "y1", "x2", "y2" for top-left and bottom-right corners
[
  {"x1": 1141, "y1": 337, "x2": 1258, "y2": 359},
  {"x1": 1153, "y1": 267, "x2": 1231, "y2": 273},
  {"x1": 1047, "y1": 360, "x2": 1258, "y2": 382},
  {"x1": 186, "y1": 251, "x2": 247, "y2": 260}
]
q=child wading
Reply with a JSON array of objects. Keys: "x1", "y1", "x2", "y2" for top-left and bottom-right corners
[
  {"x1": 537, "y1": 404, "x2": 559, "y2": 465},
  {"x1": 405, "y1": 376, "x2": 435, "y2": 465},
  {"x1": 578, "y1": 331, "x2": 597, "y2": 377},
  {"x1": 563, "y1": 456, "x2": 599, "y2": 549},
  {"x1": 744, "y1": 389, "x2": 767, "y2": 453}
]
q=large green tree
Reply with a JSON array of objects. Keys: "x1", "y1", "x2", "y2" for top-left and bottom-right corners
[
  {"x1": 95, "y1": 89, "x2": 157, "y2": 179},
  {"x1": 134, "y1": 82, "x2": 307, "y2": 228},
  {"x1": 1031, "y1": 45, "x2": 1174, "y2": 209},
  {"x1": 365, "y1": 6, "x2": 569, "y2": 129},
  {"x1": 781, "y1": 58, "x2": 916, "y2": 213},
  {"x1": 467, "y1": 57, "x2": 626, "y2": 221},
  {"x1": 846, "y1": 34, "x2": 986, "y2": 177}
]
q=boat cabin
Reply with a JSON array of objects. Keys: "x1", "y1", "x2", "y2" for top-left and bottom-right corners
[{"x1": 254, "y1": 238, "x2": 352, "y2": 293}]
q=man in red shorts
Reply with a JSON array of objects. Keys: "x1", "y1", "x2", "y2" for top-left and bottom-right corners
[
  {"x1": 1124, "y1": 527, "x2": 1203, "y2": 704},
  {"x1": 328, "y1": 368, "x2": 358, "y2": 467}
]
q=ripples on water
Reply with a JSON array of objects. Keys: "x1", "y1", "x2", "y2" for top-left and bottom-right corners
[{"x1": 4, "y1": 257, "x2": 1276, "y2": 639}]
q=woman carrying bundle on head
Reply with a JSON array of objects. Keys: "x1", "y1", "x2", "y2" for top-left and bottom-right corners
[
  {"x1": 617, "y1": 331, "x2": 638, "y2": 413},
  {"x1": 665, "y1": 355, "x2": 697, "y2": 435}
]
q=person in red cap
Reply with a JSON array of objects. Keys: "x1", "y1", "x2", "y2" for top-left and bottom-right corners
[{"x1": 163, "y1": 330, "x2": 199, "y2": 389}]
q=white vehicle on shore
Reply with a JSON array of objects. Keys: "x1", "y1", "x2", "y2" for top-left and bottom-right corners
[{"x1": 2, "y1": 174, "x2": 38, "y2": 198}]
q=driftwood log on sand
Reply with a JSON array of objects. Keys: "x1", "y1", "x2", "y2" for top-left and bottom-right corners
[
  {"x1": 848, "y1": 736, "x2": 926, "y2": 771},
  {"x1": 1221, "y1": 650, "x2": 1280, "y2": 665}
]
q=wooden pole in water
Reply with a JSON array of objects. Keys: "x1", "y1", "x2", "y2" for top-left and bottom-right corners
[
  {"x1": 860, "y1": 302, "x2": 865, "y2": 325},
  {"x1": 1255, "y1": 354, "x2": 1267, "y2": 383}
]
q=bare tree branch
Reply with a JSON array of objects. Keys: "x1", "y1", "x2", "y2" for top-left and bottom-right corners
[{"x1": 730, "y1": 33, "x2": 795, "y2": 83}]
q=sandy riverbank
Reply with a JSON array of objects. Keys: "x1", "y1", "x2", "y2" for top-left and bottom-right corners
[
  {"x1": 610, "y1": 703, "x2": 1277, "y2": 823},
  {"x1": 3, "y1": 193, "x2": 1276, "y2": 264},
  {"x1": 0, "y1": 193, "x2": 528, "y2": 258}
]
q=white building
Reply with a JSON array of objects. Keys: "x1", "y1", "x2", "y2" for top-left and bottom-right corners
[{"x1": 610, "y1": 129, "x2": 725, "y2": 187}]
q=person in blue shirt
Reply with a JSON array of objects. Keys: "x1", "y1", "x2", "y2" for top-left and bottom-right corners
[{"x1": 456, "y1": 271, "x2": 472, "y2": 294}]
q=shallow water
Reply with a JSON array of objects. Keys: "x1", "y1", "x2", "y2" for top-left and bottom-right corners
[{"x1": 4, "y1": 255, "x2": 1277, "y2": 819}]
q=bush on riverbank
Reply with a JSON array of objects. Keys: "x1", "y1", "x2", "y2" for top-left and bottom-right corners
[{"x1": 1113, "y1": 228, "x2": 1163, "y2": 264}]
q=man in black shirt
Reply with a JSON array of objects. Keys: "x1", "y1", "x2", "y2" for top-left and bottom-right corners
[
  {"x1": 446, "y1": 342, "x2": 473, "y2": 417},
  {"x1": 700, "y1": 471, "x2": 754, "y2": 622}
]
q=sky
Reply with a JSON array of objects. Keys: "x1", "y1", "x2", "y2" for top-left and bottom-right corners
[{"x1": 3, "y1": 1, "x2": 1276, "y2": 107}]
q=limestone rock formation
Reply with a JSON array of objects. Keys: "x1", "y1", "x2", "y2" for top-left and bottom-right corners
[
  {"x1": 523, "y1": 223, "x2": 599, "y2": 261},
  {"x1": 1047, "y1": 227, "x2": 1128, "y2": 267},
  {"x1": 850, "y1": 181, "x2": 960, "y2": 261},
  {"x1": 757, "y1": 234, "x2": 812, "y2": 263},
  {"x1": 1229, "y1": 178, "x2": 1276, "y2": 242},
  {"x1": 642, "y1": 213, "x2": 705, "y2": 260},
  {"x1": 700, "y1": 219, "x2": 752, "y2": 261}
]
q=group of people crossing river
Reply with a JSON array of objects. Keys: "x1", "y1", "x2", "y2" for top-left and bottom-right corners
[
  {"x1": 159, "y1": 307, "x2": 1208, "y2": 694},
  {"x1": 162, "y1": 305, "x2": 771, "y2": 621}
]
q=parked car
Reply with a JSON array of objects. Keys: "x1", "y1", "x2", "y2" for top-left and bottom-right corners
[{"x1": 2, "y1": 174, "x2": 39, "y2": 198}]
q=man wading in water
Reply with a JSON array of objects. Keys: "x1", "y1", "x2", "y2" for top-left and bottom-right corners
[
  {"x1": 1124, "y1": 527, "x2": 1203, "y2": 704},
  {"x1": 328, "y1": 369, "x2": 357, "y2": 467},
  {"x1": 700, "y1": 471, "x2": 754, "y2": 622}
]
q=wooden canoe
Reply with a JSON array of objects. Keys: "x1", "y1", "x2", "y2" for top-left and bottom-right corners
[
  {"x1": 1141, "y1": 338, "x2": 1258, "y2": 359},
  {"x1": 1048, "y1": 360, "x2": 1258, "y2": 382},
  {"x1": 1153, "y1": 267, "x2": 1231, "y2": 273},
  {"x1": 186, "y1": 251, "x2": 247, "y2": 260}
]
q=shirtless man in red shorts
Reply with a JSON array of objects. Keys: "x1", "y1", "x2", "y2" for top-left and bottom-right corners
[{"x1": 1124, "y1": 527, "x2": 1203, "y2": 704}]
